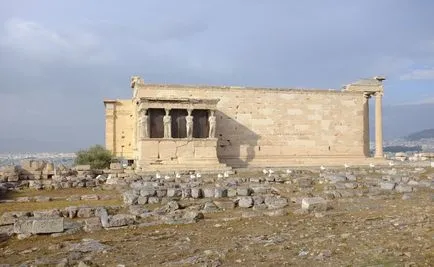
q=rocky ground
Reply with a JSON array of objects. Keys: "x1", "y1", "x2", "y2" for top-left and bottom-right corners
[{"x1": 0, "y1": 165, "x2": 433, "y2": 266}]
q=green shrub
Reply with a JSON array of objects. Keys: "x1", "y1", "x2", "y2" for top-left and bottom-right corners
[{"x1": 75, "y1": 145, "x2": 113, "y2": 169}]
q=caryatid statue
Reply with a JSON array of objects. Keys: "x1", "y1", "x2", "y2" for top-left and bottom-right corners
[
  {"x1": 139, "y1": 109, "x2": 149, "y2": 139},
  {"x1": 208, "y1": 110, "x2": 216, "y2": 138},
  {"x1": 186, "y1": 109, "x2": 193, "y2": 139},
  {"x1": 163, "y1": 109, "x2": 171, "y2": 138}
]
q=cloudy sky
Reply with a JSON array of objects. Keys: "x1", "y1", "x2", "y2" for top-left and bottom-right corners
[{"x1": 1, "y1": 0, "x2": 434, "y2": 152}]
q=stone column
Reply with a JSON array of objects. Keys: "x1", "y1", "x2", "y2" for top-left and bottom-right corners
[
  {"x1": 163, "y1": 108, "x2": 172, "y2": 138},
  {"x1": 374, "y1": 92, "x2": 383, "y2": 158},
  {"x1": 208, "y1": 110, "x2": 216, "y2": 138},
  {"x1": 363, "y1": 93, "x2": 370, "y2": 157},
  {"x1": 186, "y1": 109, "x2": 193, "y2": 139}
]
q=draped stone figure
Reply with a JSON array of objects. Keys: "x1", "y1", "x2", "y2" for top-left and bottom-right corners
[
  {"x1": 163, "y1": 110, "x2": 171, "y2": 138},
  {"x1": 139, "y1": 109, "x2": 149, "y2": 139},
  {"x1": 186, "y1": 114, "x2": 193, "y2": 139},
  {"x1": 208, "y1": 110, "x2": 216, "y2": 138}
]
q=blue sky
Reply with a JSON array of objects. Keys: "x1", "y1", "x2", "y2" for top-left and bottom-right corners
[{"x1": 1, "y1": 0, "x2": 434, "y2": 152}]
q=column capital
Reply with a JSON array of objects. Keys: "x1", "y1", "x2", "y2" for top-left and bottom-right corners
[{"x1": 374, "y1": 91, "x2": 384, "y2": 97}]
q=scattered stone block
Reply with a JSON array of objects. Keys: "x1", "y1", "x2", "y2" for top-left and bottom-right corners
[
  {"x1": 328, "y1": 174, "x2": 347, "y2": 183},
  {"x1": 34, "y1": 196, "x2": 51, "y2": 202},
  {"x1": 16, "y1": 197, "x2": 32, "y2": 203},
  {"x1": 83, "y1": 217, "x2": 102, "y2": 232},
  {"x1": 77, "y1": 207, "x2": 94, "y2": 218},
  {"x1": 301, "y1": 197, "x2": 327, "y2": 212},
  {"x1": 14, "y1": 218, "x2": 64, "y2": 234},
  {"x1": 81, "y1": 194, "x2": 99, "y2": 201},
  {"x1": 140, "y1": 187, "x2": 156, "y2": 197},
  {"x1": 264, "y1": 196, "x2": 288, "y2": 209},
  {"x1": 137, "y1": 196, "x2": 148, "y2": 205},
  {"x1": 107, "y1": 214, "x2": 136, "y2": 228},
  {"x1": 214, "y1": 188, "x2": 227, "y2": 198},
  {"x1": 238, "y1": 197, "x2": 254, "y2": 208},
  {"x1": 380, "y1": 182, "x2": 396, "y2": 190},
  {"x1": 395, "y1": 184, "x2": 413, "y2": 193},
  {"x1": 191, "y1": 188, "x2": 203, "y2": 199},
  {"x1": 122, "y1": 191, "x2": 138, "y2": 205},
  {"x1": 167, "y1": 188, "x2": 182, "y2": 198},
  {"x1": 214, "y1": 200, "x2": 236, "y2": 210},
  {"x1": 237, "y1": 187, "x2": 252, "y2": 196},
  {"x1": 148, "y1": 197, "x2": 160, "y2": 204},
  {"x1": 203, "y1": 188, "x2": 215, "y2": 198}
]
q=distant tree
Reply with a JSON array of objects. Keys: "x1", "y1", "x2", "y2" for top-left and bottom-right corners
[{"x1": 75, "y1": 145, "x2": 114, "y2": 169}]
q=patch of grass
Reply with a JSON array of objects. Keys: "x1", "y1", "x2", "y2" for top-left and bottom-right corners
[
  {"x1": 1, "y1": 187, "x2": 119, "y2": 201},
  {"x1": 0, "y1": 199, "x2": 122, "y2": 215}
]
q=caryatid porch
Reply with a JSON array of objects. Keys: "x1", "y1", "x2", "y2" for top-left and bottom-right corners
[{"x1": 134, "y1": 97, "x2": 229, "y2": 171}]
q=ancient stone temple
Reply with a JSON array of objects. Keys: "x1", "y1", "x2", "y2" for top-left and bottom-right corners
[{"x1": 104, "y1": 76, "x2": 386, "y2": 171}]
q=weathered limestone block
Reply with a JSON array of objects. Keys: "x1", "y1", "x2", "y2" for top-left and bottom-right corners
[
  {"x1": 137, "y1": 196, "x2": 148, "y2": 205},
  {"x1": 380, "y1": 182, "x2": 396, "y2": 190},
  {"x1": 122, "y1": 190, "x2": 138, "y2": 205},
  {"x1": 34, "y1": 196, "x2": 51, "y2": 202},
  {"x1": 33, "y1": 209, "x2": 61, "y2": 218},
  {"x1": 252, "y1": 195, "x2": 264, "y2": 205},
  {"x1": 264, "y1": 196, "x2": 288, "y2": 209},
  {"x1": 140, "y1": 187, "x2": 156, "y2": 197},
  {"x1": 238, "y1": 197, "x2": 254, "y2": 208},
  {"x1": 214, "y1": 188, "x2": 228, "y2": 198},
  {"x1": 182, "y1": 188, "x2": 192, "y2": 198},
  {"x1": 156, "y1": 189, "x2": 167, "y2": 198},
  {"x1": 327, "y1": 174, "x2": 347, "y2": 183},
  {"x1": 191, "y1": 188, "x2": 203, "y2": 199},
  {"x1": 107, "y1": 214, "x2": 136, "y2": 228},
  {"x1": 81, "y1": 194, "x2": 99, "y2": 201},
  {"x1": 203, "y1": 188, "x2": 215, "y2": 198},
  {"x1": 148, "y1": 197, "x2": 160, "y2": 204},
  {"x1": 214, "y1": 200, "x2": 236, "y2": 210},
  {"x1": 83, "y1": 217, "x2": 102, "y2": 232},
  {"x1": 395, "y1": 184, "x2": 413, "y2": 193},
  {"x1": 14, "y1": 218, "x2": 64, "y2": 234},
  {"x1": 301, "y1": 197, "x2": 327, "y2": 212},
  {"x1": 237, "y1": 187, "x2": 252, "y2": 196},
  {"x1": 77, "y1": 207, "x2": 95, "y2": 218},
  {"x1": 167, "y1": 188, "x2": 182, "y2": 198}
]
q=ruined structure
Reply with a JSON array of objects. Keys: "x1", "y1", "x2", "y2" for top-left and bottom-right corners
[{"x1": 104, "y1": 76, "x2": 386, "y2": 171}]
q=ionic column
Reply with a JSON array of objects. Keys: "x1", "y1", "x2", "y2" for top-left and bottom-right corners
[
  {"x1": 363, "y1": 93, "x2": 370, "y2": 157},
  {"x1": 163, "y1": 108, "x2": 172, "y2": 138},
  {"x1": 374, "y1": 92, "x2": 383, "y2": 158},
  {"x1": 186, "y1": 109, "x2": 193, "y2": 139},
  {"x1": 208, "y1": 110, "x2": 216, "y2": 138}
]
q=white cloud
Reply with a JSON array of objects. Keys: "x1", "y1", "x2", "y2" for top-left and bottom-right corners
[
  {"x1": 399, "y1": 68, "x2": 434, "y2": 80},
  {"x1": 0, "y1": 18, "x2": 114, "y2": 65}
]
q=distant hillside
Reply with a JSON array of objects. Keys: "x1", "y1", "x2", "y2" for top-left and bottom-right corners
[
  {"x1": 405, "y1": 128, "x2": 434, "y2": 141},
  {"x1": 370, "y1": 103, "x2": 434, "y2": 140}
]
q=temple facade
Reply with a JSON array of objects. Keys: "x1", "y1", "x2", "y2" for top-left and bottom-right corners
[{"x1": 104, "y1": 76, "x2": 386, "y2": 171}]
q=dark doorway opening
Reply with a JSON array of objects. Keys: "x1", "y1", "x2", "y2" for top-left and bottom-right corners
[
  {"x1": 149, "y1": 108, "x2": 165, "y2": 138},
  {"x1": 171, "y1": 109, "x2": 188, "y2": 138},
  {"x1": 192, "y1": 109, "x2": 209, "y2": 138}
]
